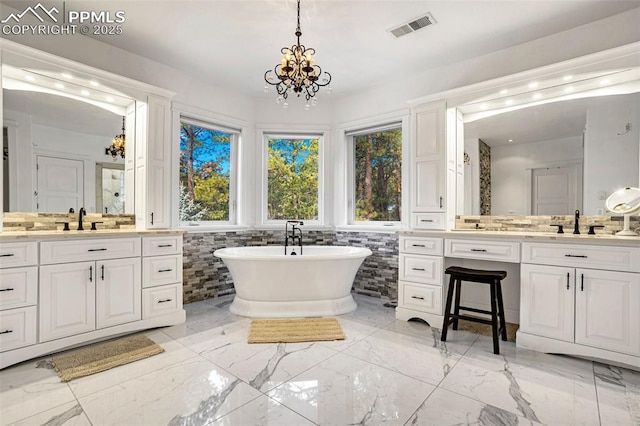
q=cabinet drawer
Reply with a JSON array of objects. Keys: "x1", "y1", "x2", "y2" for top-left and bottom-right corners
[
  {"x1": 412, "y1": 213, "x2": 446, "y2": 230},
  {"x1": 143, "y1": 284, "x2": 182, "y2": 319},
  {"x1": 0, "y1": 242, "x2": 38, "y2": 268},
  {"x1": 399, "y1": 281, "x2": 442, "y2": 315},
  {"x1": 0, "y1": 267, "x2": 37, "y2": 310},
  {"x1": 0, "y1": 306, "x2": 37, "y2": 352},
  {"x1": 399, "y1": 254, "x2": 443, "y2": 285},
  {"x1": 143, "y1": 236, "x2": 183, "y2": 256},
  {"x1": 400, "y1": 236, "x2": 443, "y2": 256},
  {"x1": 522, "y1": 242, "x2": 640, "y2": 272},
  {"x1": 143, "y1": 255, "x2": 182, "y2": 288},
  {"x1": 445, "y1": 239, "x2": 520, "y2": 263},
  {"x1": 40, "y1": 238, "x2": 141, "y2": 264}
]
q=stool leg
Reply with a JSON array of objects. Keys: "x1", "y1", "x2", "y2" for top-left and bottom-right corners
[
  {"x1": 452, "y1": 278, "x2": 462, "y2": 330},
  {"x1": 496, "y1": 281, "x2": 508, "y2": 342},
  {"x1": 490, "y1": 282, "x2": 500, "y2": 355},
  {"x1": 441, "y1": 274, "x2": 456, "y2": 342}
]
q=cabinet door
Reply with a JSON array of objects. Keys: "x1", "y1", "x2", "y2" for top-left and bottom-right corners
[
  {"x1": 96, "y1": 258, "x2": 142, "y2": 329},
  {"x1": 40, "y1": 262, "x2": 96, "y2": 342},
  {"x1": 413, "y1": 159, "x2": 445, "y2": 212},
  {"x1": 575, "y1": 269, "x2": 640, "y2": 355},
  {"x1": 520, "y1": 264, "x2": 574, "y2": 342},
  {"x1": 146, "y1": 96, "x2": 172, "y2": 228}
]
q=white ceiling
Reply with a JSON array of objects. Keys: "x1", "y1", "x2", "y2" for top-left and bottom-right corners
[{"x1": 6, "y1": 0, "x2": 638, "y2": 98}]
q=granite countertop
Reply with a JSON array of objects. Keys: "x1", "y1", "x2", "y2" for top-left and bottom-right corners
[
  {"x1": 0, "y1": 229, "x2": 185, "y2": 241},
  {"x1": 400, "y1": 229, "x2": 640, "y2": 246}
]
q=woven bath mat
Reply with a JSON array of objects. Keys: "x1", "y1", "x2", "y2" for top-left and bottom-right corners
[
  {"x1": 51, "y1": 335, "x2": 164, "y2": 382},
  {"x1": 456, "y1": 320, "x2": 519, "y2": 342},
  {"x1": 248, "y1": 317, "x2": 346, "y2": 344}
]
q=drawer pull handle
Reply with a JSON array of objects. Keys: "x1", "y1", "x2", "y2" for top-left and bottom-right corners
[
  {"x1": 88, "y1": 248, "x2": 107, "y2": 252},
  {"x1": 0, "y1": 288, "x2": 14, "y2": 292},
  {"x1": 0, "y1": 253, "x2": 15, "y2": 257},
  {"x1": 158, "y1": 299, "x2": 173, "y2": 303},
  {"x1": 566, "y1": 272, "x2": 570, "y2": 290},
  {"x1": 0, "y1": 329, "x2": 13, "y2": 334},
  {"x1": 564, "y1": 254, "x2": 587, "y2": 258},
  {"x1": 420, "y1": 219, "x2": 434, "y2": 223},
  {"x1": 470, "y1": 249, "x2": 487, "y2": 252},
  {"x1": 411, "y1": 244, "x2": 426, "y2": 247},
  {"x1": 158, "y1": 244, "x2": 173, "y2": 248},
  {"x1": 411, "y1": 296, "x2": 425, "y2": 300},
  {"x1": 158, "y1": 269, "x2": 173, "y2": 273},
  {"x1": 412, "y1": 267, "x2": 426, "y2": 271}
]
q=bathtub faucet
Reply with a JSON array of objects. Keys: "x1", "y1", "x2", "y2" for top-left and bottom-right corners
[{"x1": 285, "y1": 220, "x2": 304, "y2": 255}]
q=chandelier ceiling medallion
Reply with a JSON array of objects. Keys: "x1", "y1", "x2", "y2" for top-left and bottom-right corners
[
  {"x1": 105, "y1": 116, "x2": 126, "y2": 161},
  {"x1": 264, "y1": 0, "x2": 332, "y2": 109}
]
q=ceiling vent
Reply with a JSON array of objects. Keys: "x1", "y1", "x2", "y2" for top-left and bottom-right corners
[{"x1": 389, "y1": 12, "x2": 436, "y2": 38}]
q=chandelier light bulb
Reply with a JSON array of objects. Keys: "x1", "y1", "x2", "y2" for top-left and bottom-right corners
[
  {"x1": 277, "y1": 95, "x2": 284, "y2": 104},
  {"x1": 264, "y1": 85, "x2": 269, "y2": 93},
  {"x1": 305, "y1": 103, "x2": 310, "y2": 110},
  {"x1": 311, "y1": 98, "x2": 318, "y2": 106},
  {"x1": 283, "y1": 101, "x2": 289, "y2": 109},
  {"x1": 327, "y1": 87, "x2": 333, "y2": 95}
]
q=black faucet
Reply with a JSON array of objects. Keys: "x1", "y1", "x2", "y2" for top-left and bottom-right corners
[
  {"x1": 573, "y1": 209, "x2": 580, "y2": 234},
  {"x1": 78, "y1": 207, "x2": 86, "y2": 231},
  {"x1": 285, "y1": 220, "x2": 304, "y2": 255}
]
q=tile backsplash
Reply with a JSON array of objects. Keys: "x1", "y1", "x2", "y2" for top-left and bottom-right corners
[
  {"x1": 2, "y1": 212, "x2": 135, "y2": 231},
  {"x1": 456, "y1": 215, "x2": 640, "y2": 234}
]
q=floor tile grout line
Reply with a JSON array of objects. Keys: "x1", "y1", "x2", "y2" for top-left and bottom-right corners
[{"x1": 592, "y1": 361, "x2": 603, "y2": 426}]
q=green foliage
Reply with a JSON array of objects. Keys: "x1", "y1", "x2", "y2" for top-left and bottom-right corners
[
  {"x1": 354, "y1": 128, "x2": 402, "y2": 221},
  {"x1": 267, "y1": 138, "x2": 319, "y2": 220},
  {"x1": 179, "y1": 123, "x2": 231, "y2": 221}
]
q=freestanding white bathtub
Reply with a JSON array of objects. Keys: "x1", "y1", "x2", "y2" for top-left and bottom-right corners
[{"x1": 213, "y1": 246, "x2": 372, "y2": 317}]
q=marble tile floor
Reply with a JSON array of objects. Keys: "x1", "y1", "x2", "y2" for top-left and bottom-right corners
[{"x1": 1, "y1": 293, "x2": 638, "y2": 426}]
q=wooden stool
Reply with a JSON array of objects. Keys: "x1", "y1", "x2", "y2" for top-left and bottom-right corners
[{"x1": 441, "y1": 266, "x2": 508, "y2": 354}]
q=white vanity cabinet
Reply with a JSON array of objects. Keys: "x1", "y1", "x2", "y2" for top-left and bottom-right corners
[
  {"x1": 519, "y1": 242, "x2": 640, "y2": 364},
  {"x1": 0, "y1": 232, "x2": 186, "y2": 370},
  {"x1": 396, "y1": 236, "x2": 445, "y2": 325},
  {"x1": 410, "y1": 102, "x2": 447, "y2": 230}
]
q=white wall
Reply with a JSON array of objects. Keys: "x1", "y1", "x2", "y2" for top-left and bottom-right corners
[
  {"x1": 583, "y1": 93, "x2": 640, "y2": 214},
  {"x1": 491, "y1": 137, "x2": 583, "y2": 215},
  {"x1": 463, "y1": 138, "x2": 480, "y2": 215}
]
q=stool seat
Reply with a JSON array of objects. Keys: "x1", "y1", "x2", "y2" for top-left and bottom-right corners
[
  {"x1": 441, "y1": 266, "x2": 508, "y2": 355},
  {"x1": 444, "y1": 266, "x2": 507, "y2": 282}
]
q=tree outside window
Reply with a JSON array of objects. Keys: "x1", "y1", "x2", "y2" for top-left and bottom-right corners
[
  {"x1": 179, "y1": 121, "x2": 233, "y2": 222},
  {"x1": 267, "y1": 136, "x2": 319, "y2": 220},
  {"x1": 354, "y1": 128, "x2": 402, "y2": 222}
]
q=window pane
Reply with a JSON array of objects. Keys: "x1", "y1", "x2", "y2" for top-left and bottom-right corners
[
  {"x1": 267, "y1": 137, "x2": 318, "y2": 220},
  {"x1": 354, "y1": 128, "x2": 402, "y2": 221},
  {"x1": 179, "y1": 123, "x2": 231, "y2": 221}
]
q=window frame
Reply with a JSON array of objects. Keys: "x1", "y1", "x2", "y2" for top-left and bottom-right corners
[
  {"x1": 260, "y1": 130, "x2": 325, "y2": 227},
  {"x1": 344, "y1": 117, "x2": 409, "y2": 229},
  {"x1": 176, "y1": 114, "x2": 240, "y2": 229}
]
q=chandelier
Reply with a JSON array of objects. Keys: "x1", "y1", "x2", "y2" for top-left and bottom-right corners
[
  {"x1": 105, "y1": 116, "x2": 126, "y2": 161},
  {"x1": 264, "y1": 0, "x2": 331, "y2": 109}
]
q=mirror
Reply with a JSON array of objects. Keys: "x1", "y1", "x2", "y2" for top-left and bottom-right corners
[
  {"x1": 2, "y1": 66, "x2": 135, "y2": 214},
  {"x1": 606, "y1": 186, "x2": 640, "y2": 235},
  {"x1": 462, "y1": 85, "x2": 639, "y2": 216}
]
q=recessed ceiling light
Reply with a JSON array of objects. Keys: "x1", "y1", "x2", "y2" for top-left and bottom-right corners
[
  {"x1": 599, "y1": 79, "x2": 611, "y2": 85},
  {"x1": 500, "y1": 89, "x2": 508, "y2": 95},
  {"x1": 528, "y1": 82, "x2": 539, "y2": 89},
  {"x1": 532, "y1": 93, "x2": 542, "y2": 100},
  {"x1": 564, "y1": 86, "x2": 574, "y2": 93},
  {"x1": 508, "y1": 139, "x2": 514, "y2": 143},
  {"x1": 106, "y1": 96, "x2": 115, "y2": 102},
  {"x1": 24, "y1": 75, "x2": 36, "y2": 81},
  {"x1": 61, "y1": 72, "x2": 73, "y2": 79},
  {"x1": 54, "y1": 82, "x2": 65, "y2": 89},
  {"x1": 81, "y1": 90, "x2": 90, "y2": 96},
  {"x1": 505, "y1": 99, "x2": 514, "y2": 106},
  {"x1": 89, "y1": 80, "x2": 100, "y2": 87},
  {"x1": 563, "y1": 75, "x2": 573, "y2": 81}
]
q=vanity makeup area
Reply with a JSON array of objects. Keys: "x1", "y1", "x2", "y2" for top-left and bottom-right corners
[
  {"x1": 0, "y1": 41, "x2": 185, "y2": 369},
  {"x1": 396, "y1": 43, "x2": 640, "y2": 369}
]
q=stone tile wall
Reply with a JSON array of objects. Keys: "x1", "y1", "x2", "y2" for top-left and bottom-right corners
[
  {"x1": 456, "y1": 214, "x2": 640, "y2": 234},
  {"x1": 182, "y1": 230, "x2": 398, "y2": 304},
  {"x1": 2, "y1": 212, "x2": 135, "y2": 231}
]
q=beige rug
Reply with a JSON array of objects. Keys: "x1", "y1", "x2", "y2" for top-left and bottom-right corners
[
  {"x1": 456, "y1": 319, "x2": 519, "y2": 342},
  {"x1": 248, "y1": 318, "x2": 346, "y2": 344},
  {"x1": 52, "y1": 335, "x2": 164, "y2": 382}
]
